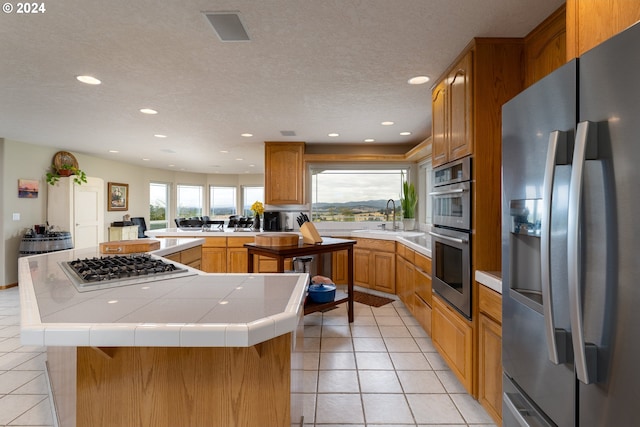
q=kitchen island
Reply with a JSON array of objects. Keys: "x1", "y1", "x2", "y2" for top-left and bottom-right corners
[{"x1": 19, "y1": 239, "x2": 307, "y2": 427}]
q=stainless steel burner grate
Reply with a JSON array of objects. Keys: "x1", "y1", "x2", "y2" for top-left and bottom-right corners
[{"x1": 60, "y1": 254, "x2": 197, "y2": 292}]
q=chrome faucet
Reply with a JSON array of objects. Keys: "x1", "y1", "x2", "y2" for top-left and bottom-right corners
[{"x1": 386, "y1": 199, "x2": 398, "y2": 231}]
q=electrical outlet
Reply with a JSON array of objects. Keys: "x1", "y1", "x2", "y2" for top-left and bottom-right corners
[{"x1": 12, "y1": 213, "x2": 20, "y2": 221}]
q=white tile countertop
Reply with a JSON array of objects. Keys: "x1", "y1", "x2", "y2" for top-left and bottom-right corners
[
  {"x1": 19, "y1": 239, "x2": 308, "y2": 349},
  {"x1": 475, "y1": 270, "x2": 502, "y2": 294}
]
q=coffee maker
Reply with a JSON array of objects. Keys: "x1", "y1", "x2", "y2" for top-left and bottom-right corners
[{"x1": 263, "y1": 211, "x2": 281, "y2": 231}]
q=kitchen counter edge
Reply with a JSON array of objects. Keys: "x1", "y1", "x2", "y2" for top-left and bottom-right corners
[{"x1": 19, "y1": 238, "x2": 307, "y2": 348}]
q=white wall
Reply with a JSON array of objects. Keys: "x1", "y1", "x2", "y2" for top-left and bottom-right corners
[{"x1": 2, "y1": 139, "x2": 263, "y2": 286}]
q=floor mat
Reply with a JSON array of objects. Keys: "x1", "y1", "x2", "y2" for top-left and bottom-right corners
[{"x1": 352, "y1": 290, "x2": 394, "y2": 307}]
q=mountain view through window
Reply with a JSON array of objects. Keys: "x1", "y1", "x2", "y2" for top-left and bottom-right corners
[{"x1": 311, "y1": 168, "x2": 408, "y2": 222}]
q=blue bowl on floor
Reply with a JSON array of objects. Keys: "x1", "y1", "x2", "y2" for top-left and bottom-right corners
[{"x1": 307, "y1": 282, "x2": 336, "y2": 304}]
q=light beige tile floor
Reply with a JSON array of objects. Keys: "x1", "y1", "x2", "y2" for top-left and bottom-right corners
[
  {"x1": 302, "y1": 296, "x2": 497, "y2": 427},
  {"x1": 1, "y1": 286, "x2": 497, "y2": 427}
]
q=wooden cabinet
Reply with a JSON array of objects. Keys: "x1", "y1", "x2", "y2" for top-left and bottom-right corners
[
  {"x1": 566, "y1": 0, "x2": 640, "y2": 60},
  {"x1": 201, "y1": 237, "x2": 227, "y2": 273},
  {"x1": 353, "y1": 238, "x2": 395, "y2": 293},
  {"x1": 432, "y1": 295, "x2": 473, "y2": 394},
  {"x1": 431, "y1": 80, "x2": 447, "y2": 166},
  {"x1": 332, "y1": 249, "x2": 349, "y2": 285},
  {"x1": 264, "y1": 141, "x2": 305, "y2": 205},
  {"x1": 448, "y1": 51, "x2": 474, "y2": 162},
  {"x1": 524, "y1": 5, "x2": 566, "y2": 88},
  {"x1": 108, "y1": 226, "x2": 138, "y2": 241},
  {"x1": 227, "y1": 237, "x2": 254, "y2": 273},
  {"x1": 162, "y1": 245, "x2": 202, "y2": 270},
  {"x1": 395, "y1": 244, "x2": 416, "y2": 313},
  {"x1": 478, "y1": 286, "x2": 503, "y2": 425},
  {"x1": 413, "y1": 252, "x2": 432, "y2": 335},
  {"x1": 431, "y1": 51, "x2": 473, "y2": 167}
]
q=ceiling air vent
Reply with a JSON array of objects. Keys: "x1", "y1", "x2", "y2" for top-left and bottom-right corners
[
  {"x1": 280, "y1": 130, "x2": 296, "y2": 137},
  {"x1": 204, "y1": 12, "x2": 250, "y2": 42}
]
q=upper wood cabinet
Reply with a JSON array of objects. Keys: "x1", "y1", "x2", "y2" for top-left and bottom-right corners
[
  {"x1": 431, "y1": 80, "x2": 448, "y2": 166},
  {"x1": 264, "y1": 142, "x2": 305, "y2": 205},
  {"x1": 448, "y1": 52, "x2": 474, "y2": 163},
  {"x1": 566, "y1": 0, "x2": 640, "y2": 60},
  {"x1": 431, "y1": 51, "x2": 473, "y2": 167},
  {"x1": 524, "y1": 5, "x2": 566, "y2": 88}
]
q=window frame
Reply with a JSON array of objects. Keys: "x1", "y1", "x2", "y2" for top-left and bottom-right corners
[
  {"x1": 176, "y1": 184, "x2": 204, "y2": 219},
  {"x1": 149, "y1": 182, "x2": 170, "y2": 230},
  {"x1": 307, "y1": 162, "x2": 416, "y2": 224},
  {"x1": 209, "y1": 185, "x2": 237, "y2": 219}
]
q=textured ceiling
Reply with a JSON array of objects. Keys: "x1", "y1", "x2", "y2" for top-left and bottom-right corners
[{"x1": 0, "y1": 0, "x2": 564, "y2": 174}]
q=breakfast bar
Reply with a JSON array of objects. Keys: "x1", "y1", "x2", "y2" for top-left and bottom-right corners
[{"x1": 19, "y1": 240, "x2": 307, "y2": 427}]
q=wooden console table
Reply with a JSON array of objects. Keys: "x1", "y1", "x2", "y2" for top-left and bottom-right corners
[{"x1": 245, "y1": 237, "x2": 355, "y2": 322}]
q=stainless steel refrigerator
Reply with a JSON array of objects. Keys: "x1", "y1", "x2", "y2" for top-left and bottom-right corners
[{"x1": 502, "y1": 21, "x2": 640, "y2": 427}]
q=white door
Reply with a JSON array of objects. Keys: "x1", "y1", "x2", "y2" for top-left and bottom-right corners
[{"x1": 73, "y1": 178, "x2": 104, "y2": 248}]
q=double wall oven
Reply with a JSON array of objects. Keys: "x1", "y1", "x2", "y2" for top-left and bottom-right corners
[{"x1": 429, "y1": 157, "x2": 472, "y2": 319}]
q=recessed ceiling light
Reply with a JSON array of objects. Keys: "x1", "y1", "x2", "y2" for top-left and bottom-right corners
[
  {"x1": 328, "y1": 133, "x2": 339, "y2": 137},
  {"x1": 364, "y1": 138, "x2": 375, "y2": 142},
  {"x1": 220, "y1": 150, "x2": 229, "y2": 154},
  {"x1": 381, "y1": 121, "x2": 395, "y2": 126},
  {"x1": 76, "y1": 75, "x2": 101, "y2": 85},
  {"x1": 241, "y1": 133, "x2": 253, "y2": 137},
  {"x1": 109, "y1": 150, "x2": 119, "y2": 153},
  {"x1": 235, "y1": 158, "x2": 244, "y2": 161},
  {"x1": 400, "y1": 131, "x2": 412, "y2": 136},
  {"x1": 168, "y1": 164, "x2": 175, "y2": 167},
  {"x1": 249, "y1": 164, "x2": 255, "y2": 167},
  {"x1": 154, "y1": 134, "x2": 167, "y2": 138},
  {"x1": 408, "y1": 76, "x2": 430, "y2": 85},
  {"x1": 140, "y1": 108, "x2": 158, "y2": 115},
  {"x1": 142, "y1": 158, "x2": 150, "y2": 161}
]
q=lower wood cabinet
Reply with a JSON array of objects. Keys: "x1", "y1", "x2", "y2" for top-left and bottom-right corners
[
  {"x1": 162, "y1": 245, "x2": 202, "y2": 270},
  {"x1": 478, "y1": 285, "x2": 503, "y2": 425},
  {"x1": 226, "y1": 237, "x2": 254, "y2": 273},
  {"x1": 432, "y1": 294, "x2": 473, "y2": 394},
  {"x1": 202, "y1": 247, "x2": 226, "y2": 272},
  {"x1": 353, "y1": 238, "x2": 395, "y2": 293}
]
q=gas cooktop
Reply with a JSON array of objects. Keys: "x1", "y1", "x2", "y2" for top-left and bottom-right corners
[{"x1": 60, "y1": 254, "x2": 197, "y2": 292}]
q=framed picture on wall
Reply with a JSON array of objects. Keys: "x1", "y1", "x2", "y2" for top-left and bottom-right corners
[
  {"x1": 18, "y1": 179, "x2": 39, "y2": 198},
  {"x1": 108, "y1": 182, "x2": 128, "y2": 211}
]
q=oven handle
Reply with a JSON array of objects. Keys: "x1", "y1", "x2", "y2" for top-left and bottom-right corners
[
  {"x1": 428, "y1": 231, "x2": 468, "y2": 245},
  {"x1": 429, "y1": 188, "x2": 467, "y2": 196}
]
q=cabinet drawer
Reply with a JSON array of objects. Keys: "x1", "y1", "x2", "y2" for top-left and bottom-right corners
[
  {"x1": 414, "y1": 295, "x2": 432, "y2": 335},
  {"x1": 355, "y1": 238, "x2": 395, "y2": 252},
  {"x1": 396, "y1": 243, "x2": 415, "y2": 263},
  {"x1": 478, "y1": 285, "x2": 502, "y2": 324},
  {"x1": 180, "y1": 246, "x2": 202, "y2": 265},
  {"x1": 163, "y1": 252, "x2": 181, "y2": 263},
  {"x1": 203, "y1": 237, "x2": 227, "y2": 248},
  {"x1": 414, "y1": 252, "x2": 432, "y2": 274},
  {"x1": 227, "y1": 236, "x2": 254, "y2": 247},
  {"x1": 415, "y1": 269, "x2": 432, "y2": 305}
]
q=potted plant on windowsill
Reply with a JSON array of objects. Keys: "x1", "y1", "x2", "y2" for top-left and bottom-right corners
[
  {"x1": 46, "y1": 164, "x2": 87, "y2": 186},
  {"x1": 400, "y1": 179, "x2": 418, "y2": 231}
]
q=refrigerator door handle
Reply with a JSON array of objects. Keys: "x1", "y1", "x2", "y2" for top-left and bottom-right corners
[
  {"x1": 541, "y1": 130, "x2": 570, "y2": 365},
  {"x1": 568, "y1": 120, "x2": 599, "y2": 385}
]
